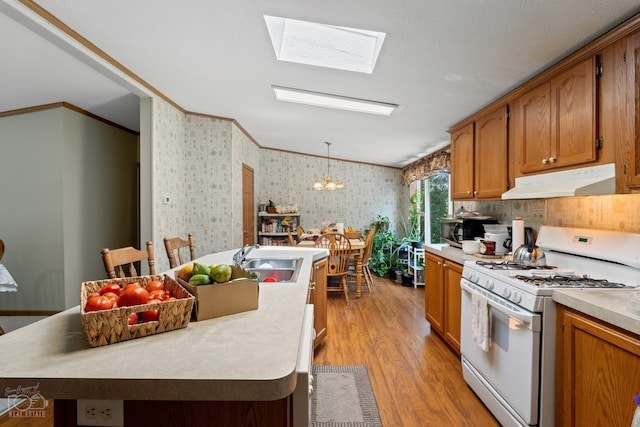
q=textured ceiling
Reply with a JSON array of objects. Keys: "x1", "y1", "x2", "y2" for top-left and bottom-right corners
[{"x1": 2, "y1": 0, "x2": 640, "y2": 167}]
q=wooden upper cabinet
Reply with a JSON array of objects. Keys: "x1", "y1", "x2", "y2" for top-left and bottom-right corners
[
  {"x1": 626, "y1": 29, "x2": 640, "y2": 188},
  {"x1": 474, "y1": 105, "x2": 509, "y2": 198},
  {"x1": 450, "y1": 123, "x2": 475, "y2": 199},
  {"x1": 519, "y1": 83, "x2": 552, "y2": 173},
  {"x1": 518, "y1": 56, "x2": 598, "y2": 174}
]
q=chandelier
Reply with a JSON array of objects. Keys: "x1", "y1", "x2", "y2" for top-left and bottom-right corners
[{"x1": 312, "y1": 142, "x2": 345, "y2": 191}]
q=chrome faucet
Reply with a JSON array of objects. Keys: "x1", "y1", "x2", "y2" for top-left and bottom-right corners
[{"x1": 233, "y1": 244, "x2": 260, "y2": 266}]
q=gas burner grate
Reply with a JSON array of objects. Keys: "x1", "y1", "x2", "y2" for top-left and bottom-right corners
[
  {"x1": 475, "y1": 260, "x2": 556, "y2": 270},
  {"x1": 513, "y1": 274, "x2": 628, "y2": 288}
]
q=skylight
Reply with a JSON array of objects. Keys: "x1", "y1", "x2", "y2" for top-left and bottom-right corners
[{"x1": 264, "y1": 15, "x2": 386, "y2": 74}]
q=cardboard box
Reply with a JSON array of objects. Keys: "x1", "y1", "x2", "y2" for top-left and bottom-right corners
[{"x1": 177, "y1": 277, "x2": 259, "y2": 321}]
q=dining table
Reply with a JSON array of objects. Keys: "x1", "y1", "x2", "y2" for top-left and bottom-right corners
[{"x1": 297, "y1": 237, "x2": 366, "y2": 298}]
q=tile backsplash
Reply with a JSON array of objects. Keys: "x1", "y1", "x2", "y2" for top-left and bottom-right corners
[{"x1": 456, "y1": 193, "x2": 640, "y2": 237}]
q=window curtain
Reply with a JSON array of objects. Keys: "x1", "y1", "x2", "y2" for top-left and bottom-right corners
[{"x1": 401, "y1": 150, "x2": 450, "y2": 185}]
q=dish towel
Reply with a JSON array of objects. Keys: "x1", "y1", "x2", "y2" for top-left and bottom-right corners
[{"x1": 471, "y1": 292, "x2": 491, "y2": 351}]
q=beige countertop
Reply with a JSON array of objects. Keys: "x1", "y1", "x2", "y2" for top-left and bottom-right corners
[
  {"x1": 422, "y1": 242, "x2": 500, "y2": 265},
  {"x1": 423, "y1": 243, "x2": 640, "y2": 337},
  {"x1": 553, "y1": 289, "x2": 640, "y2": 336},
  {"x1": 0, "y1": 246, "x2": 328, "y2": 401}
]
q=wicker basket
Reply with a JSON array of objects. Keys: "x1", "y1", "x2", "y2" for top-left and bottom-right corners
[
  {"x1": 345, "y1": 231, "x2": 362, "y2": 239},
  {"x1": 80, "y1": 274, "x2": 195, "y2": 347}
]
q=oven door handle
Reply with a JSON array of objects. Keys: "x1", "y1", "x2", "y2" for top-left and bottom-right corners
[{"x1": 461, "y1": 280, "x2": 538, "y2": 326}]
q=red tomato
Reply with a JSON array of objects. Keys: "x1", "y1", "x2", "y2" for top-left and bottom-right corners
[
  {"x1": 117, "y1": 286, "x2": 150, "y2": 307},
  {"x1": 127, "y1": 313, "x2": 139, "y2": 325},
  {"x1": 148, "y1": 289, "x2": 166, "y2": 300},
  {"x1": 123, "y1": 282, "x2": 142, "y2": 291},
  {"x1": 102, "y1": 292, "x2": 119, "y2": 303},
  {"x1": 146, "y1": 280, "x2": 164, "y2": 292},
  {"x1": 99, "y1": 283, "x2": 121, "y2": 296},
  {"x1": 142, "y1": 309, "x2": 160, "y2": 322},
  {"x1": 84, "y1": 295, "x2": 115, "y2": 312}
]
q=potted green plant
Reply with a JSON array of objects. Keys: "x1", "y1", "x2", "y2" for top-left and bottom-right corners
[
  {"x1": 368, "y1": 215, "x2": 400, "y2": 277},
  {"x1": 401, "y1": 189, "x2": 424, "y2": 248}
]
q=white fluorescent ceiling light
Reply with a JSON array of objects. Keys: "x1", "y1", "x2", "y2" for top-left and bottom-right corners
[
  {"x1": 264, "y1": 15, "x2": 386, "y2": 74},
  {"x1": 272, "y1": 85, "x2": 398, "y2": 116}
]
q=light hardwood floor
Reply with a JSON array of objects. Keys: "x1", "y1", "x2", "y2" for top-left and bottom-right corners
[{"x1": 314, "y1": 275, "x2": 500, "y2": 426}]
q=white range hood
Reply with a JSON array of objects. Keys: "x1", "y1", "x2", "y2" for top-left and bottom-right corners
[{"x1": 501, "y1": 163, "x2": 616, "y2": 200}]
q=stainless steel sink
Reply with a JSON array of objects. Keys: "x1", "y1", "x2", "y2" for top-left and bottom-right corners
[{"x1": 242, "y1": 257, "x2": 303, "y2": 283}]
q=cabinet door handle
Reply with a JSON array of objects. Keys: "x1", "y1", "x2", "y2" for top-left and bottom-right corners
[
  {"x1": 466, "y1": 190, "x2": 471, "y2": 195},
  {"x1": 548, "y1": 157, "x2": 556, "y2": 163},
  {"x1": 542, "y1": 158, "x2": 548, "y2": 164},
  {"x1": 473, "y1": 190, "x2": 477, "y2": 196},
  {"x1": 309, "y1": 281, "x2": 316, "y2": 290}
]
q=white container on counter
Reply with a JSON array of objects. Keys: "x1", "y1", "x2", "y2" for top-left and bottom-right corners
[
  {"x1": 512, "y1": 216, "x2": 525, "y2": 252},
  {"x1": 461, "y1": 240, "x2": 481, "y2": 254}
]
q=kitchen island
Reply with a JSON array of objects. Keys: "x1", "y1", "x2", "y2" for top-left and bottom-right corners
[{"x1": 0, "y1": 246, "x2": 327, "y2": 426}]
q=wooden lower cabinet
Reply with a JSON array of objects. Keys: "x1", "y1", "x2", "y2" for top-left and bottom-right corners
[
  {"x1": 442, "y1": 261, "x2": 462, "y2": 354},
  {"x1": 424, "y1": 252, "x2": 462, "y2": 354},
  {"x1": 309, "y1": 257, "x2": 328, "y2": 348},
  {"x1": 55, "y1": 398, "x2": 291, "y2": 427},
  {"x1": 556, "y1": 305, "x2": 640, "y2": 427},
  {"x1": 425, "y1": 253, "x2": 445, "y2": 334}
]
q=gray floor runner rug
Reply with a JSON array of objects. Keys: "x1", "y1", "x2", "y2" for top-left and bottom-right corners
[{"x1": 312, "y1": 365, "x2": 383, "y2": 427}]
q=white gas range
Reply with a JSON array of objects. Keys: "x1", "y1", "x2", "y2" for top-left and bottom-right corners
[{"x1": 459, "y1": 226, "x2": 640, "y2": 427}]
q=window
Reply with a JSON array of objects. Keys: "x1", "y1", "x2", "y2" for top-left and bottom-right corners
[{"x1": 423, "y1": 171, "x2": 451, "y2": 244}]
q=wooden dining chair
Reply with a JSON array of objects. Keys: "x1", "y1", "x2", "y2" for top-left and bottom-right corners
[
  {"x1": 287, "y1": 228, "x2": 296, "y2": 246},
  {"x1": 315, "y1": 232, "x2": 352, "y2": 305},
  {"x1": 296, "y1": 225, "x2": 305, "y2": 241},
  {"x1": 101, "y1": 241, "x2": 155, "y2": 279},
  {"x1": 360, "y1": 225, "x2": 376, "y2": 292},
  {"x1": 164, "y1": 233, "x2": 196, "y2": 268}
]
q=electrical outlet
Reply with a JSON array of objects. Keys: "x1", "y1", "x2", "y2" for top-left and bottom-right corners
[{"x1": 77, "y1": 399, "x2": 124, "y2": 426}]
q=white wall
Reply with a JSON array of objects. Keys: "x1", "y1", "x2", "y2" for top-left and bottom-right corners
[{"x1": 0, "y1": 106, "x2": 138, "y2": 311}]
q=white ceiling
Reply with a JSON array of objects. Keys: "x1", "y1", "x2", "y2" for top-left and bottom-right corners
[{"x1": 2, "y1": 0, "x2": 640, "y2": 168}]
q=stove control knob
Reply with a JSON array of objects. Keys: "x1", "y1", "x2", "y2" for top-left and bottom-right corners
[
  {"x1": 484, "y1": 279, "x2": 494, "y2": 290},
  {"x1": 502, "y1": 288, "x2": 511, "y2": 298},
  {"x1": 511, "y1": 292, "x2": 522, "y2": 303}
]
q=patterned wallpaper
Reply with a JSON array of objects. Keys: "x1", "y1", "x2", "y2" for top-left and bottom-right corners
[
  {"x1": 150, "y1": 99, "x2": 405, "y2": 271},
  {"x1": 147, "y1": 97, "x2": 640, "y2": 272},
  {"x1": 152, "y1": 98, "x2": 187, "y2": 273},
  {"x1": 258, "y1": 149, "x2": 405, "y2": 234}
]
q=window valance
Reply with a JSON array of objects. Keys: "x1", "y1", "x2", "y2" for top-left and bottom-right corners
[{"x1": 401, "y1": 149, "x2": 450, "y2": 185}]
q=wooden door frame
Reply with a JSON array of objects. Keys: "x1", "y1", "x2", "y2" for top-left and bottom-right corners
[{"x1": 242, "y1": 164, "x2": 255, "y2": 246}]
